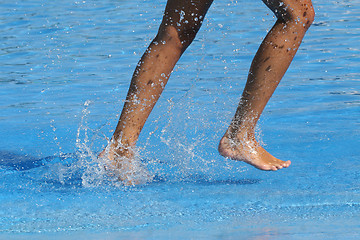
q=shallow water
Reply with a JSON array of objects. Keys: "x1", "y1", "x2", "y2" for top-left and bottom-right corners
[{"x1": 1, "y1": 0, "x2": 360, "y2": 239}]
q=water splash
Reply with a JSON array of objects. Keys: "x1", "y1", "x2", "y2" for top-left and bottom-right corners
[
  {"x1": 99, "y1": 153, "x2": 153, "y2": 187},
  {"x1": 75, "y1": 100, "x2": 153, "y2": 187}
]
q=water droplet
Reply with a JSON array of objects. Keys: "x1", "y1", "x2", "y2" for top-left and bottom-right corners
[{"x1": 180, "y1": 10, "x2": 185, "y2": 22}]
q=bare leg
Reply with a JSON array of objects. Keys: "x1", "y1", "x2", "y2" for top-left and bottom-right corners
[
  {"x1": 219, "y1": 0, "x2": 315, "y2": 170},
  {"x1": 100, "y1": 0, "x2": 213, "y2": 168}
]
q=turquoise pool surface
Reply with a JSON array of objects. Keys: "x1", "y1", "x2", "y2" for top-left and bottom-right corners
[{"x1": 1, "y1": 0, "x2": 360, "y2": 239}]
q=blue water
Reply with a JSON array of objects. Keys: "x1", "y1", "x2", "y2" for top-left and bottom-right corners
[{"x1": 1, "y1": 0, "x2": 360, "y2": 238}]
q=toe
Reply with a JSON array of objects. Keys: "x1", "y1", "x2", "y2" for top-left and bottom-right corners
[
  {"x1": 270, "y1": 165, "x2": 278, "y2": 171},
  {"x1": 285, "y1": 160, "x2": 291, "y2": 168}
]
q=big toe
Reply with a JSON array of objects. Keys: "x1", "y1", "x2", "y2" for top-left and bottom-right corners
[{"x1": 284, "y1": 160, "x2": 291, "y2": 168}]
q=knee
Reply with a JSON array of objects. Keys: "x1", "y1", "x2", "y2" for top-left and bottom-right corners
[
  {"x1": 153, "y1": 25, "x2": 185, "y2": 54},
  {"x1": 265, "y1": 0, "x2": 315, "y2": 31},
  {"x1": 155, "y1": 17, "x2": 203, "y2": 53},
  {"x1": 297, "y1": 4, "x2": 315, "y2": 30},
  {"x1": 284, "y1": 2, "x2": 315, "y2": 30},
  {"x1": 177, "y1": 24, "x2": 202, "y2": 50}
]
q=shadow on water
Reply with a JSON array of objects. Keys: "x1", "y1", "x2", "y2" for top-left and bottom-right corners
[
  {"x1": 0, "y1": 150, "x2": 75, "y2": 171},
  {"x1": 0, "y1": 151, "x2": 84, "y2": 189},
  {"x1": 152, "y1": 174, "x2": 261, "y2": 185},
  {"x1": 0, "y1": 150, "x2": 51, "y2": 170},
  {"x1": 0, "y1": 151, "x2": 261, "y2": 188},
  {"x1": 198, "y1": 178, "x2": 261, "y2": 185}
]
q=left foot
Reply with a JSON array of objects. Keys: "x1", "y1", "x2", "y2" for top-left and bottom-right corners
[{"x1": 98, "y1": 142, "x2": 152, "y2": 185}]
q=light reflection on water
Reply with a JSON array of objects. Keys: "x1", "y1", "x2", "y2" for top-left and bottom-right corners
[{"x1": 0, "y1": 0, "x2": 359, "y2": 237}]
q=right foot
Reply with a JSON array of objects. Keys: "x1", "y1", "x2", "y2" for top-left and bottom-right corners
[{"x1": 218, "y1": 132, "x2": 291, "y2": 171}]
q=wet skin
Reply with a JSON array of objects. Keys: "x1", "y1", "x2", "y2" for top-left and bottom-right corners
[{"x1": 100, "y1": 0, "x2": 315, "y2": 178}]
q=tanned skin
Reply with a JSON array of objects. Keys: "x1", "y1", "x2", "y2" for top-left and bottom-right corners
[{"x1": 99, "y1": 0, "x2": 315, "y2": 181}]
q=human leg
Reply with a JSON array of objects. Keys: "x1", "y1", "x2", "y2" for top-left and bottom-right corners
[
  {"x1": 101, "y1": 0, "x2": 214, "y2": 166},
  {"x1": 219, "y1": 0, "x2": 315, "y2": 170}
]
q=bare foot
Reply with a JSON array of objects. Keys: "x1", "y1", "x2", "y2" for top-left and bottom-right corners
[
  {"x1": 98, "y1": 141, "x2": 134, "y2": 166},
  {"x1": 218, "y1": 133, "x2": 291, "y2": 171},
  {"x1": 98, "y1": 142, "x2": 152, "y2": 185}
]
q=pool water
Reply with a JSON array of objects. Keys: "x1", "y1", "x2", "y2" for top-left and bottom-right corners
[{"x1": 1, "y1": 0, "x2": 360, "y2": 238}]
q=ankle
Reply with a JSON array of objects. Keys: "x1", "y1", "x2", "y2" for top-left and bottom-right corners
[
  {"x1": 107, "y1": 139, "x2": 135, "y2": 158},
  {"x1": 224, "y1": 127, "x2": 255, "y2": 142}
]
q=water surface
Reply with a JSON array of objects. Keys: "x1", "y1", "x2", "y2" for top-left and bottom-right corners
[{"x1": 0, "y1": 0, "x2": 359, "y2": 239}]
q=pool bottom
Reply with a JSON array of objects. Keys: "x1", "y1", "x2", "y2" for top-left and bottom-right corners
[
  {"x1": 1, "y1": 164, "x2": 360, "y2": 240},
  {"x1": 1, "y1": 147, "x2": 360, "y2": 239},
  {"x1": 1, "y1": 198, "x2": 359, "y2": 240}
]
